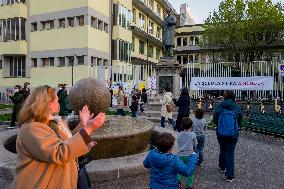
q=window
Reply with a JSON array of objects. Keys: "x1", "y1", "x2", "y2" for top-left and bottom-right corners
[
  {"x1": 97, "y1": 58, "x2": 102, "y2": 66},
  {"x1": 103, "y1": 59, "x2": 108, "y2": 66},
  {"x1": 68, "y1": 17, "x2": 74, "y2": 27},
  {"x1": 148, "y1": 0, "x2": 154, "y2": 10},
  {"x1": 91, "y1": 57, "x2": 97, "y2": 67},
  {"x1": 195, "y1": 37, "x2": 200, "y2": 45},
  {"x1": 177, "y1": 37, "x2": 187, "y2": 46},
  {"x1": 0, "y1": 60, "x2": 2, "y2": 69},
  {"x1": 9, "y1": 57, "x2": 26, "y2": 77},
  {"x1": 139, "y1": 40, "x2": 145, "y2": 55},
  {"x1": 148, "y1": 45, "x2": 154, "y2": 58},
  {"x1": 156, "y1": 48, "x2": 161, "y2": 60},
  {"x1": 77, "y1": 56, "x2": 84, "y2": 65},
  {"x1": 132, "y1": 8, "x2": 136, "y2": 23},
  {"x1": 104, "y1": 23, "x2": 108, "y2": 33},
  {"x1": 132, "y1": 37, "x2": 135, "y2": 51},
  {"x1": 1, "y1": 18, "x2": 26, "y2": 41},
  {"x1": 148, "y1": 20, "x2": 154, "y2": 34},
  {"x1": 68, "y1": 56, "x2": 74, "y2": 66},
  {"x1": 41, "y1": 20, "x2": 54, "y2": 30},
  {"x1": 189, "y1": 55, "x2": 194, "y2": 63},
  {"x1": 31, "y1": 22, "x2": 37, "y2": 31},
  {"x1": 116, "y1": 4, "x2": 132, "y2": 29},
  {"x1": 58, "y1": 57, "x2": 65, "y2": 67},
  {"x1": 32, "y1": 58, "x2": 37, "y2": 67},
  {"x1": 91, "y1": 17, "x2": 98, "y2": 28},
  {"x1": 157, "y1": 5, "x2": 161, "y2": 17},
  {"x1": 98, "y1": 20, "x2": 103, "y2": 30},
  {"x1": 139, "y1": 13, "x2": 145, "y2": 29},
  {"x1": 77, "y1": 16, "x2": 84, "y2": 26},
  {"x1": 42, "y1": 58, "x2": 54, "y2": 67},
  {"x1": 156, "y1": 26, "x2": 161, "y2": 39},
  {"x1": 119, "y1": 40, "x2": 131, "y2": 62},
  {"x1": 59, "y1": 18, "x2": 65, "y2": 28},
  {"x1": 50, "y1": 20, "x2": 54, "y2": 29}
]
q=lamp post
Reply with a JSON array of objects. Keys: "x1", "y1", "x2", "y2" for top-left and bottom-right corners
[{"x1": 71, "y1": 55, "x2": 76, "y2": 86}]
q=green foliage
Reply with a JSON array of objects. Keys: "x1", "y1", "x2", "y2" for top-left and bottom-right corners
[
  {"x1": 202, "y1": 0, "x2": 284, "y2": 62},
  {"x1": 0, "y1": 113, "x2": 12, "y2": 121},
  {"x1": 0, "y1": 104, "x2": 13, "y2": 110}
]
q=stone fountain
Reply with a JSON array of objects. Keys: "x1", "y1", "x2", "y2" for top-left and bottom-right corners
[{"x1": 0, "y1": 78, "x2": 177, "y2": 188}]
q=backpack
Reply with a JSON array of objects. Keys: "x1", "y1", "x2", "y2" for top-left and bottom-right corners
[
  {"x1": 217, "y1": 110, "x2": 238, "y2": 137},
  {"x1": 166, "y1": 102, "x2": 173, "y2": 112}
]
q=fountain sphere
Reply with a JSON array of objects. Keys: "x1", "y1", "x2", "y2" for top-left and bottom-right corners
[{"x1": 68, "y1": 78, "x2": 111, "y2": 116}]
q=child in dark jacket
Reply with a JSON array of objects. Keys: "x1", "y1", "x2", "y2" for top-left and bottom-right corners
[{"x1": 143, "y1": 132, "x2": 198, "y2": 189}]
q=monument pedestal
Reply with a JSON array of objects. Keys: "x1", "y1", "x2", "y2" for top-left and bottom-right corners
[{"x1": 154, "y1": 57, "x2": 181, "y2": 96}]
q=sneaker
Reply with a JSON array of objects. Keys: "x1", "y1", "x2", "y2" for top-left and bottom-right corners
[
  {"x1": 220, "y1": 169, "x2": 226, "y2": 173},
  {"x1": 178, "y1": 182, "x2": 183, "y2": 189},
  {"x1": 226, "y1": 177, "x2": 236, "y2": 182},
  {"x1": 5, "y1": 125, "x2": 16, "y2": 129}
]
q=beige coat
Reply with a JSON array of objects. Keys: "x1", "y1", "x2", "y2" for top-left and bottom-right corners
[
  {"x1": 12, "y1": 121, "x2": 90, "y2": 189},
  {"x1": 160, "y1": 92, "x2": 173, "y2": 119},
  {"x1": 117, "y1": 90, "x2": 125, "y2": 109}
]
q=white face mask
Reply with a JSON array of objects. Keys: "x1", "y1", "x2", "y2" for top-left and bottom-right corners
[{"x1": 14, "y1": 89, "x2": 19, "y2": 93}]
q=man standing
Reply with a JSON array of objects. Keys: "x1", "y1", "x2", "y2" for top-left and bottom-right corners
[
  {"x1": 7, "y1": 85, "x2": 25, "y2": 129},
  {"x1": 213, "y1": 91, "x2": 242, "y2": 182},
  {"x1": 21, "y1": 82, "x2": 30, "y2": 101},
  {"x1": 57, "y1": 84, "x2": 68, "y2": 116}
]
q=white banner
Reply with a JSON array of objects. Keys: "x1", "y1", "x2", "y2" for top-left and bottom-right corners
[{"x1": 190, "y1": 77, "x2": 274, "y2": 91}]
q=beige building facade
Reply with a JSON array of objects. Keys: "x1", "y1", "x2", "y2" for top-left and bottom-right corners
[{"x1": 0, "y1": 0, "x2": 176, "y2": 89}]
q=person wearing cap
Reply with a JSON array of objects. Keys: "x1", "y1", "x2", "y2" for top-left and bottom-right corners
[{"x1": 7, "y1": 85, "x2": 25, "y2": 129}]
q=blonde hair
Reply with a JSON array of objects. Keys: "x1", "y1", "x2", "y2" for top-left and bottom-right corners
[{"x1": 19, "y1": 85, "x2": 56, "y2": 127}]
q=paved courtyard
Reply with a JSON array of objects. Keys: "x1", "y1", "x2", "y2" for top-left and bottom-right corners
[
  {"x1": 1, "y1": 121, "x2": 284, "y2": 189},
  {"x1": 194, "y1": 130, "x2": 284, "y2": 189}
]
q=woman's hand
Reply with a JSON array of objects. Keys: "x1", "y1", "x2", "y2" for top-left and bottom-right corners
[
  {"x1": 79, "y1": 105, "x2": 90, "y2": 126},
  {"x1": 84, "y1": 113, "x2": 106, "y2": 135}
]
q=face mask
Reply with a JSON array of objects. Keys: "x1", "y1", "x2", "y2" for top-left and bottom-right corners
[{"x1": 14, "y1": 89, "x2": 19, "y2": 93}]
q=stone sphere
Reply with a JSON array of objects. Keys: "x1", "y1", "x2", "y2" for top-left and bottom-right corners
[{"x1": 68, "y1": 78, "x2": 111, "y2": 116}]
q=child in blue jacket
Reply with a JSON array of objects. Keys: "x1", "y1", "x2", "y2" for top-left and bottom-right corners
[{"x1": 143, "y1": 132, "x2": 198, "y2": 189}]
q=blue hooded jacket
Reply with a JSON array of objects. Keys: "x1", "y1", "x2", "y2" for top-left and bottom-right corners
[
  {"x1": 143, "y1": 149, "x2": 198, "y2": 189},
  {"x1": 213, "y1": 99, "x2": 243, "y2": 138}
]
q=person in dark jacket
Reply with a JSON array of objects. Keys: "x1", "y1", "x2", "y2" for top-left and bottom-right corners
[
  {"x1": 7, "y1": 85, "x2": 25, "y2": 129},
  {"x1": 143, "y1": 132, "x2": 198, "y2": 189},
  {"x1": 130, "y1": 93, "x2": 139, "y2": 117},
  {"x1": 20, "y1": 82, "x2": 30, "y2": 101},
  {"x1": 140, "y1": 88, "x2": 148, "y2": 113},
  {"x1": 174, "y1": 88, "x2": 191, "y2": 132},
  {"x1": 213, "y1": 91, "x2": 242, "y2": 182},
  {"x1": 57, "y1": 84, "x2": 68, "y2": 116}
]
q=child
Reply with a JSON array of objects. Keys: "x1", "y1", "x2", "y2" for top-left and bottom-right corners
[
  {"x1": 177, "y1": 118, "x2": 198, "y2": 189},
  {"x1": 192, "y1": 108, "x2": 207, "y2": 166},
  {"x1": 143, "y1": 132, "x2": 198, "y2": 189}
]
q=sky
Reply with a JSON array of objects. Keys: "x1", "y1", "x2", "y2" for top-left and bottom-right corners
[{"x1": 168, "y1": 0, "x2": 283, "y2": 24}]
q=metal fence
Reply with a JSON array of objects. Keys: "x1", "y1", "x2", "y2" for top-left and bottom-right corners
[{"x1": 182, "y1": 61, "x2": 284, "y2": 99}]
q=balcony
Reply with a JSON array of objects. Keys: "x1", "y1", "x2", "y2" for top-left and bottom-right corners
[
  {"x1": 0, "y1": 3, "x2": 27, "y2": 19},
  {"x1": 132, "y1": 0, "x2": 163, "y2": 26},
  {"x1": 131, "y1": 25, "x2": 162, "y2": 47},
  {"x1": 0, "y1": 41, "x2": 27, "y2": 55}
]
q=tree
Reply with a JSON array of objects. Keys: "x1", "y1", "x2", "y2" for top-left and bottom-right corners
[{"x1": 202, "y1": 0, "x2": 284, "y2": 63}]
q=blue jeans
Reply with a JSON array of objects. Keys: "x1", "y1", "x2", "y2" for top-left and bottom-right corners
[
  {"x1": 131, "y1": 111, "x2": 138, "y2": 117},
  {"x1": 160, "y1": 116, "x2": 176, "y2": 129},
  {"x1": 117, "y1": 109, "x2": 125, "y2": 116},
  {"x1": 196, "y1": 135, "x2": 205, "y2": 164},
  {"x1": 217, "y1": 136, "x2": 238, "y2": 178}
]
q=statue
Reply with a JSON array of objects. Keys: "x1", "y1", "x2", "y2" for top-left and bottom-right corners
[{"x1": 162, "y1": 12, "x2": 176, "y2": 57}]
